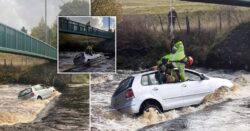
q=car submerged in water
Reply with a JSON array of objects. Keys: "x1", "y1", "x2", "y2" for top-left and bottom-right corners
[
  {"x1": 18, "y1": 84, "x2": 55, "y2": 100},
  {"x1": 111, "y1": 69, "x2": 233, "y2": 115},
  {"x1": 73, "y1": 52, "x2": 102, "y2": 66}
]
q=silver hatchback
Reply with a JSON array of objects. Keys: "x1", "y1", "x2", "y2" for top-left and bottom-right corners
[{"x1": 111, "y1": 69, "x2": 233, "y2": 115}]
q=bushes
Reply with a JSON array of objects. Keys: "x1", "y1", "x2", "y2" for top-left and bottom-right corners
[
  {"x1": 117, "y1": 13, "x2": 231, "y2": 70},
  {"x1": 0, "y1": 63, "x2": 89, "y2": 87}
]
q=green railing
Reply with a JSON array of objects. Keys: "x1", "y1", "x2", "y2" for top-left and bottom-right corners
[
  {"x1": 59, "y1": 18, "x2": 114, "y2": 39},
  {"x1": 0, "y1": 23, "x2": 57, "y2": 60}
]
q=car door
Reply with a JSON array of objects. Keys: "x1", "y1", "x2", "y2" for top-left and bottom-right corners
[
  {"x1": 42, "y1": 86, "x2": 50, "y2": 98},
  {"x1": 36, "y1": 85, "x2": 47, "y2": 98},
  {"x1": 142, "y1": 73, "x2": 184, "y2": 110},
  {"x1": 38, "y1": 86, "x2": 46, "y2": 98},
  {"x1": 181, "y1": 71, "x2": 211, "y2": 106}
]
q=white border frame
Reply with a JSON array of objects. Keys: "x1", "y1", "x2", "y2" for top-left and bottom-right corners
[
  {"x1": 89, "y1": 73, "x2": 91, "y2": 131},
  {"x1": 57, "y1": 16, "x2": 117, "y2": 74},
  {"x1": 89, "y1": 0, "x2": 91, "y2": 16}
]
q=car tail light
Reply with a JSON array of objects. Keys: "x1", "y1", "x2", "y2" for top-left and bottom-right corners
[
  {"x1": 30, "y1": 92, "x2": 35, "y2": 96},
  {"x1": 125, "y1": 89, "x2": 134, "y2": 99}
]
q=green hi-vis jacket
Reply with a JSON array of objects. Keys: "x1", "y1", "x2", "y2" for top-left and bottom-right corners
[
  {"x1": 162, "y1": 40, "x2": 186, "y2": 62},
  {"x1": 86, "y1": 45, "x2": 93, "y2": 50}
]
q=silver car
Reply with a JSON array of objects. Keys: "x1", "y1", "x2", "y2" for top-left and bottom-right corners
[
  {"x1": 111, "y1": 69, "x2": 233, "y2": 115},
  {"x1": 18, "y1": 84, "x2": 55, "y2": 100}
]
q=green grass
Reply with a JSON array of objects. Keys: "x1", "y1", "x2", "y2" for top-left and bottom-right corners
[{"x1": 118, "y1": 0, "x2": 249, "y2": 14}]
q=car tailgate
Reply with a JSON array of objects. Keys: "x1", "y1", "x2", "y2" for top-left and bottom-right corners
[{"x1": 112, "y1": 77, "x2": 134, "y2": 109}]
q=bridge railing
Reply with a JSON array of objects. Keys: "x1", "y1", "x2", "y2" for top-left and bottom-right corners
[
  {"x1": 59, "y1": 18, "x2": 114, "y2": 39},
  {"x1": 0, "y1": 23, "x2": 57, "y2": 60}
]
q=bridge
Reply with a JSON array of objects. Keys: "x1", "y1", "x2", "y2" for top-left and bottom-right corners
[
  {"x1": 59, "y1": 18, "x2": 114, "y2": 40},
  {"x1": 0, "y1": 23, "x2": 57, "y2": 61}
]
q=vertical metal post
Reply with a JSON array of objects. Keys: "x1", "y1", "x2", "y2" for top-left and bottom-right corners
[
  {"x1": 170, "y1": 0, "x2": 173, "y2": 37},
  {"x1": 45, "y1": 0, "x2": 48, "y2": 44},
  {"x1": 4, "y1": 26, "x2": 7, "y2": 47},
  {"x1": 24, "y1": 34, "x2": 26, "y2": 51},
  {"x1": 109, "y1": 17, "x2": 111, "y2": 31},
  {"x1": 15, "y1": 30, "x2": 17, "y2": 49}
]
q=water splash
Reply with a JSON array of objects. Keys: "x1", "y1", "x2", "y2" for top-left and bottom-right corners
[
  {"x1": 91, "y1": 69, "x2": 250, "y2": 130},
  {"x1": 0, "y1": 85, "x2": 61, "y2": 125}
]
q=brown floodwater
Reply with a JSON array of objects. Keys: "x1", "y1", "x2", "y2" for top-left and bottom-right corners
[
  {"x1": 59, "y1": 51, "x2": 115, "y2": 72},
  {"x1": 91, "y1": 69, "x2": 250, "y2": 131},
  {"x1": 0, "y1": 84, "x2": 89, "y2": 131}
]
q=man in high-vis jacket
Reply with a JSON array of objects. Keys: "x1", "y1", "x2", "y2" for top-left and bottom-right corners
[
  {"x1": 86, "y1": 43, "x2": 93, "y2": 55},
  {"x1": 158, "y1": 37, "x2": 186, "y2": 82}
]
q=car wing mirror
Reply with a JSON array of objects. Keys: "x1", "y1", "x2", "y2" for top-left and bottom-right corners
[{"x1": 200, "y1": 74, "x2": 205, "y2": 80}]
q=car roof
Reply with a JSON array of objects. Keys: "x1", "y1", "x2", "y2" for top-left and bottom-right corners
[{"x1": 131, "y1": 68, "x2": 202, "y2": 78}]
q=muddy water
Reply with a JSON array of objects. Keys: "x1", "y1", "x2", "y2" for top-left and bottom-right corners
[
  {"x1": 59, "y1": 51, "x2": 115, "y2": 72},
  {"x1": 91, "y1": 69, "x2": 250, "y2": 131},
  {"x1": 0, "y1": 85, "x2": 89, "y2": 131},
  {"x1": 0, "y1": 85, "x2": 61, "y2": 125}
]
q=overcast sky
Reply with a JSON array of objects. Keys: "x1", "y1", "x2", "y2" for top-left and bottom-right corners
[
  {"x1": 0, "y1": 0, "x2": 89, "y2": 34},
  {"x1": 69, "y1": 16, "x2": 116, "y2": 31}
]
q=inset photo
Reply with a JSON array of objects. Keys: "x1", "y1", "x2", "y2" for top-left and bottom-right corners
[{"x1": 58, "y1": 16, "x2": 116, "y2": 73}]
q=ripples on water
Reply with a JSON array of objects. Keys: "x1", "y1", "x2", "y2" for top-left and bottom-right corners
[
  {"x1": 59, "y1": 52, "x2": 115, "y2": 72},
  {"x1": 91, "y1": 69, "x2": 250, "y2": 131},
  {"x1": 0, "y1": 85, "x2": 60, "y2": 126}
]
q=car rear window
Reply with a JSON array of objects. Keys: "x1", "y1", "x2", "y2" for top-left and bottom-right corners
[
  {"x1": 18, "y1": 88, "x2": 32, "y2": 97},
  {"x1": 113, "y1": 77, "x2": 134, "y2": 97}
]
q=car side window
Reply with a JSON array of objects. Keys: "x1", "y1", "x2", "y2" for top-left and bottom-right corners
[
  {"x1": 185, "y1": 71, "x2": 201, "y2": 81},
  {"x1": 19, "y1": 88, "x2": 32, "y2": 96},
  {"x1": 141, "y1": 73, "x2": 159, "y2": 86},
  {"x1": 141, "y1": 75, "x2": 149, "y2": 86},
  {"x1": 149, "y1": 73, "x2": 159, "y2": 85}
]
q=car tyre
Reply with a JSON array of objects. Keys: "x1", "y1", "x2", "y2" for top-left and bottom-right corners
[
  {"x1": 37, "y1": 96, "x2": 42, "y2": 100},
  {"x1": 141, "y1": 102, "x2": 162, "y2": 114}
]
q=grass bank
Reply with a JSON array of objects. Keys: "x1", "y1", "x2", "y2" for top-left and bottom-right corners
[{"x1": 0, "y1": 63, "x2": 89, "y2": 87}]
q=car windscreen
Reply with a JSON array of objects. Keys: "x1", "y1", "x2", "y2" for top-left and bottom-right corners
[
  {"x1": 33, "y1": 85, "x2": 44, "y2": 91},
  {"x1": 185, "y1": 70, "x2": 202, "y2": 81},
  {"x1": 113, "y1": 77, "x2": 134, "y2": 97},
  {"x1": 18, "y1": 88, "x2": 32, "y2": 97}
]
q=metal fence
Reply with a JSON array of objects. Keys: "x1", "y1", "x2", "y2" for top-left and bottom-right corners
[
  {"x1": 0, "y1": 23, "x2": 57, "y2": 60},
  {"x1": 59, "y1": 18, "x2": 114, "y2": 39},
  {"x1": 123, "y1": 8, "x2": 250, "y2": 36}
]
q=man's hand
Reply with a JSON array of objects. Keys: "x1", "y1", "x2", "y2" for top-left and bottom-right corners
[{"x1": 151, "y1": 65, "x2": 158, "y2": 71}]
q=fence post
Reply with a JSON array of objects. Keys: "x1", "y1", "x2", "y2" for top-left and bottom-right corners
[
  {"x1": 198, "y1": 12, "x2": 201, "y2": 35},
  {"x1": 4, "y1": 59, "x2": 6, "y2": 66},
  {"x1": 158, "y1": 15, "x2": 164, "y2": 32},
  {"x1": 26, "y1": 57, "x2": 28, "y2": 65},
  {"x1": 219, "y1": 11, "x2": 222, "y2": 32},
  {"x1": 227, "y1": 10, "x2": 231, "y2": 28},
  {"x1": 4, "y1": 25, "x2": 7, "y2": 47},
  {"x1": 186, "y1": 15, "x2": 190, "y2": 35},
  {"x1": 151, "y1": 16, "x2": 157, "y2": 31}
]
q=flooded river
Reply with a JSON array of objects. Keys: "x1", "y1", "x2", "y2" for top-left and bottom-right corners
[
  {"x1": 91, "y1": 69, "x2": 250, "y2": 131},
  {"x1": 0, "y1": 84, "x2": 89, "y2": 131},
  {"x1": 59, "y1": 51, "x2": 115, "y2": 72}
]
